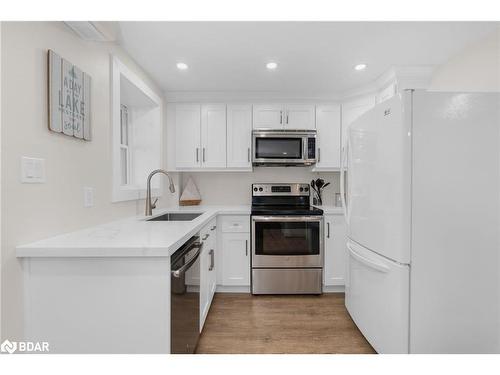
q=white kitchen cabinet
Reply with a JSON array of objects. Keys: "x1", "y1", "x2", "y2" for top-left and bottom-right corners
[
  {"x1": 200, "y1": 219, "x2": 217, "y2": 331},
  {"x1": 226, "y1": 104, "x2": 252, "y2": 169},
  {"x1": 221, "y1": 233, "x2": 250, "y2": 286},
  {"x1": 314, "y1": 104, "x2": 341, "y2": 170},
  {"x1": 323, "y1": 214, "x2": 347, "y2": 286},
  {"x1": 175, "y1": 104, "x2": 201, "y2": 168},
  {"x1": 284, "y1": 104, "x2": 315, "y2": 130},
  {"x1": 201, "y1": 104, "x2": 227, "y2": 168},
  {"x1": 253, "y1": 104, "x2": 315, "y2": 130},
  {"x1": 253, "y1": 104, "x2": 283, "y2": 129}
]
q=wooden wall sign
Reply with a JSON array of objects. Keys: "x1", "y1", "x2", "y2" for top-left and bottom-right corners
[{"x1": 48, "y1": 50, "x2": 91, "y2": 140}]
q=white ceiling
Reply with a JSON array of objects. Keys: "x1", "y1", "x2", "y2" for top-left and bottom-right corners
[{"x1": 117, "y1": 22, "x2": 498, "y2": 96}]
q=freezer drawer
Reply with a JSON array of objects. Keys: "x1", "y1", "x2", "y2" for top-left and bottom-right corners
[{"x1": 345, "y1": 240, "x2": 409, "y2": 353}]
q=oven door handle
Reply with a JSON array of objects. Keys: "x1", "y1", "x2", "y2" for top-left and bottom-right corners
[{"x1": 251, "y1": 216, "x2": 323, "y2": 223}]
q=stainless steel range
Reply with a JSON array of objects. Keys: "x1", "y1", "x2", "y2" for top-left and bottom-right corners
[{"x1": 251, "y1": 183, "x2": 324, "y2": 294}]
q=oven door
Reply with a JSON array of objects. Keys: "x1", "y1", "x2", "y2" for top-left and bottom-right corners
[
  {"x1": 252, "y1": 216, "x2": 323, "y2": 268},
  {"x1": 253, "y1": 134, "x2": 306, "y2": 164}
]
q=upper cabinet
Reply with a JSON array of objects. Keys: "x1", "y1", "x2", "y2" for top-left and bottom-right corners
[
  {"x1": 175, "y1": 104, "x2": 202, "y2": 169},
  {"x1": 227, "y1": 104, "x2": 252, "y2": 170},
  {"x1": 284, "y1": 104, "x2": 315, "y2": 130},
  {"x1": 174, "y1": 104, "x2": 227, "y2": 170},
  {"x1": 253, "y1": 104, "x2": 283, "y2": 129},
  {"x1": 314, "y1": 104, "x2": 341, "y2": 171},
  {"x1": 201, "y1": 104, "x2": 227, "y2": 169},
  {"x1": 253, "y1": 104, "x2": 315, "y2": 130}
]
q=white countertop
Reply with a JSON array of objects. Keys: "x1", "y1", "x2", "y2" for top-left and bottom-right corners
[
  {"x1": 16, "y1": 205, "x2": 250, "y2": 258},
  {"x1": 314, "y1": 205, "x2": 344, "y2": 215},
  {"x1": 16, "y1": 204, "x2": 343, "y2": 258}
]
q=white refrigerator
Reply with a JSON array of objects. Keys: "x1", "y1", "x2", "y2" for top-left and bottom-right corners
[{"x1": 342, "y1": 90, "x2": 499, "y2": 354}]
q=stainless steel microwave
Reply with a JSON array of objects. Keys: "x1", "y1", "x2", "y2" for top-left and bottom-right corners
[{"x1": 252, "y1": 129, "x2": 317, "y2": 166}]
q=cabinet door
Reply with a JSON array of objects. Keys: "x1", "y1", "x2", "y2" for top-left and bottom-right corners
[
  {"x1": 253, "y1": 104, "x2": 283, "y2": 129},
  {"x1": 221, "y1": 233, "x2": 250, "y2": 286},
  {"x1": 175, "y1": 104, "x2": 201, "y2": 168},
  {"x1": 199, "y1": 244, "x2": 209, "y2": 331},
  {"x1": 227, "y1": 104, "x2": 252, "y2": 169},
  {"x1": 201, "y1": 219, "x2": 217, "y2": 331},
  {"x1": 284, "y1": 104, "x2": 315, "y2": 130},
  {"x1": 201, "y1": 104, "x2": 227, "y2": 168},
  {"x1": 315, "y1": 105, "x2": 341, "y2": 170},
  {"x1": 323, "y1": 215, "x2": 347, "y2": 286},
  {"x1": 208, "y1": 223, "x2": 217, "y2": 303}
]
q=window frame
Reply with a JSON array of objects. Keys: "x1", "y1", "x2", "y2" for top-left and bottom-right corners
[{"x1": 111, "y1": 55, "x2": 163, "y2": 203}]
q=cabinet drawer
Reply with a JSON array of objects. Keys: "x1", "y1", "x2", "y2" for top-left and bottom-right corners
[{"x1": 220, "y1": 215, "x2": 250, "y2": 233}]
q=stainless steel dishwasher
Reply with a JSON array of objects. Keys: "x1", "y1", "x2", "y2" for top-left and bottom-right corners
[{"x1": 170, "y1": 236, "x2": 203, "y2": 354}]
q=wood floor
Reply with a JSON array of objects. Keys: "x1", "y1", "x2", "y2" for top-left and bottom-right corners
[{"x1": 196, "y1": 293, "x2": 376, "y2": 354}]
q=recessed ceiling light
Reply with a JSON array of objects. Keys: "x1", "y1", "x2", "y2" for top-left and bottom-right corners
[
  {"x1": 266, "y1": 62, "x2": 278, "y2": 70},
  {"x1": 354, "y1": 63, "x2": 367, "y2": 71},
  {"x1": 176, "y1": 62, "x2": 189, "y2": 70}
]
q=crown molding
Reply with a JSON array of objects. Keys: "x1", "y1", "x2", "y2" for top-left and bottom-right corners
[{"x1": 164, "y1": 65, "x2": 437, "y2": 104}]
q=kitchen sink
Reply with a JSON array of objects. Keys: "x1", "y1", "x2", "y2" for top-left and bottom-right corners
[{"x1": 147, "y1": 212, "x2": 203, "y2": 222}]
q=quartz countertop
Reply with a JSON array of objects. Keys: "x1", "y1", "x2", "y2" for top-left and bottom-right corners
[
  {"x1": 16, "y1": 205, "x2": 251, "y2": 258},
  {"x1": 16, "y1": 204, "x2": 344, "y2": 258}
]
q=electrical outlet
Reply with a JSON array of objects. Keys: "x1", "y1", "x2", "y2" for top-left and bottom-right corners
[
  {"x1": 21, "y1": 157, "x2": 45, "y2": 183},
  {"x1": 83, "y1": 187, "x2": 95, "y2": 208}
]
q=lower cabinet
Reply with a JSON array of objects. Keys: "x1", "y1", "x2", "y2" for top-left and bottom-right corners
[
  {"x1": 219, "y1": 215, "x2": 251, "y2": 287},
  {"x1": 221, "y1": 233, "x2": 250, "y2": 286},
  {"x1": 323, "y1": 214, "x2": 347, "y2": 287},
  {"x1": 200, "y1": 219, "x2": 217, "y2": 331}
]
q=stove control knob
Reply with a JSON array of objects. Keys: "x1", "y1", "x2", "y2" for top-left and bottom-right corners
[
  {"x1": 253, "y1": 187, "x2": 258, "y2": 192},
  {"x1": 259, "y1": 187, "x2": 263, "y2": 192},
  {"x1": 299, "y1": 187, "x2": 304, "y2": 192},
  {"x1": 304, "y1": 187, "x2": 309, "y2": 192}
]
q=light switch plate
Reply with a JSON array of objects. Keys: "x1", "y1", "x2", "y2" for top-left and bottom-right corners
[
  {"x1": 21, "y1": 157, "x2": 45, "y2": 183},
  {"x1": 83, "y1": 187, "x2": 95, "y2": 208}
]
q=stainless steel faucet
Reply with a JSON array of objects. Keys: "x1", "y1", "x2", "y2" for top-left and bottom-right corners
[{"x1": 145, "y1": 169, "x2": 176, "y2": 216}]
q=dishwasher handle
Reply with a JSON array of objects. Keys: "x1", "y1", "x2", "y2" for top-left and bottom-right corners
[{"x1": 171, "y1": 242, "x2": 203, "y2": 278}]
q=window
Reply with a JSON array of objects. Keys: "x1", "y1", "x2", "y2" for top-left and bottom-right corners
[{"x1": 111, "y1": 56, "x2": 162, "y2": 202}]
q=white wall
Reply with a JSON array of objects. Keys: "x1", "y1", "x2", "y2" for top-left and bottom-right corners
[
  {"x1": 0, "y1": 22, "x2": 163, "y2": 341},
  {"x1": 180, "y1": 170, "x2": 340, "y2": 206},
  {"x1": 430, "y1": 27, "x2": 500, "y2": 92}
]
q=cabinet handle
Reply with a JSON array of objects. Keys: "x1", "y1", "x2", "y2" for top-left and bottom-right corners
[
  {"x1": 286, "y1": 111, "x2": 289, "y2": 124},
  {"x1": 245, "y1": 239, "x2": 248, "y2": 256},
  {"x1": 209, "y1": 249, "x2": 214, "y2": 271},
  {"x1": 280, "y1": 111, "x2": 283, "y2": 125},
  {"x1": 247, "y1": 148, "x2": 250, "y2": 162},
  {"x1": 318, "y1": 148, "x2": 321, "y2": 163},
  {"x1": 196, "y1": 148, "x2": 199, "y2": 163},
  {"x1": 202, "y1": 233, "x2": 210, "y2": 241},
  {"x1": 203, "y1": 148, "x2": 206, "y2": 162},
  {"x1": 327, "y1": 222, "x2": 330, "y2": 239},
  {"x1": 210, "y1": 225, "x2": 216, "y2": 231}
]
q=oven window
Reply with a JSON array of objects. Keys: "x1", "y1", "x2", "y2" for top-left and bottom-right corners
[
  {"x1": 255, "y1": 138, "x2": 302, "y2": 159},
  {"x1": 254, "y1": 221, "x2": 320, "y2": 256}
]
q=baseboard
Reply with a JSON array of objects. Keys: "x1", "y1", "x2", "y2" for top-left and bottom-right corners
[
  {"x1": 322, "y1": 285, "x2": 345, "y2": 293},
  {"x1": 216, "y1": 285, "x2": 251, "y2": 293}
]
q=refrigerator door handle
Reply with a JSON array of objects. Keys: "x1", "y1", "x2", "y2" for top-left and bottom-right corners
[
  {"x1": 340, "y1": 139, "x2": 349, "y2": 220},
  {"x1": 347, "y1": 242, "x2": 390, "y2": 273}
]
